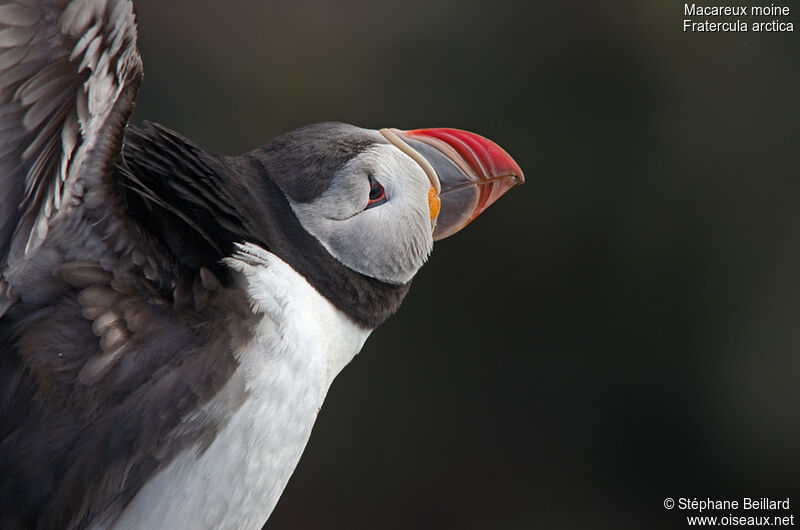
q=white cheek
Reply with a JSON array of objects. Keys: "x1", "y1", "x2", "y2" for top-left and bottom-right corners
[
  {"x1": 379, "y1": 150, "x2": 433, "y2": 216},
  {"x1": 288, "y1": 144, "x2": 434, "y2": 284},
  {"x1": 305, "y1": 180, "x2": 369, "y2": 221}
]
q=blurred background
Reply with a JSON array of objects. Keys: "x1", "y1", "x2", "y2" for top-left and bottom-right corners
[{"x1": 132, "y1": 1, "x2": 799, "y2": 528}]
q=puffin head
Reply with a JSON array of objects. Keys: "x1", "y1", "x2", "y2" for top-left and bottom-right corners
[
  {"x1": 250, "y1": 122, "x2": 524, "y2": 286},
  {"x1": 121, "y1": 121, "x2": 522, "y2": 328}
]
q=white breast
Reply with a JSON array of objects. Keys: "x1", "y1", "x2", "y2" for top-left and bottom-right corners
[{"x1": 109, "y1": 244, "x2": 371, "y2": 530}]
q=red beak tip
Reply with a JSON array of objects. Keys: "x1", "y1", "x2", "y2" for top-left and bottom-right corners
[{"x1": 403, "y1": 127, "x2": 523, "y2": 183}]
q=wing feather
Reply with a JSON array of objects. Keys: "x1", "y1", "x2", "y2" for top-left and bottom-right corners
[
  {"x1": 0, "y1": 4, "x2": 260, "y2": 528},
  {"x1": 0, "y1": 0, "x2": 142, "y2": 309}
]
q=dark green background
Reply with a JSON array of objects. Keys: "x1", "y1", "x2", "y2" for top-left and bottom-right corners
[{"x1": 131, "y1": 1, "x2": 799, "y2": 528}]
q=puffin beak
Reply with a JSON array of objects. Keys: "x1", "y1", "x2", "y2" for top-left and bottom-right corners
[{"x1": 379, "y1": 128, "x2": 524, "y2": 240}]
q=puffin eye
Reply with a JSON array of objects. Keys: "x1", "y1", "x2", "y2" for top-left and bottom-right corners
[{"x1": 366, "y1": 174, "x2": 387, "y2": 209}]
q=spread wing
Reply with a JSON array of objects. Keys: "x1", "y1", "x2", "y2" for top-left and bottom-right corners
[
  {"x1": 0, "y1": 0, "x2": 141, "y2": 312},
  {"x1": 0, "y1": 3, "x2": 253, "y2": 528}
]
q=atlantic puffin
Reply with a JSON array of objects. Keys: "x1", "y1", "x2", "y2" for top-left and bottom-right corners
[{"x1": 0, "y1": 1, "x2": 523, "y2": 528}]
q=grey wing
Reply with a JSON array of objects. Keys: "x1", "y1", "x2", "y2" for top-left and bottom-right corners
[
  {"x1": 0, "y1": 3, "x2": 257, "y2": 528},
  {"x1": 0, "y1": 5, "x2": 253, "y2": 528},
  {"x1": 0, "y1": 0, "x2": 142, "y2": 313}
]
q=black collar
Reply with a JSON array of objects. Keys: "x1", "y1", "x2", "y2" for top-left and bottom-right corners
[{"x1": 119, "y1": 122, "x2": 410, "y2": 328}]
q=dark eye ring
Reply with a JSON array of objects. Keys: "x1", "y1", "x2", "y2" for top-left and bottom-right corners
[{"x1": 366, "y1": 174, "x2": 387, "y2": 209}]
